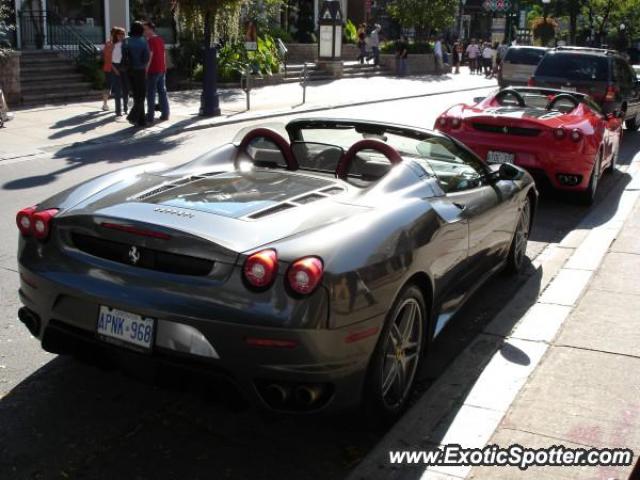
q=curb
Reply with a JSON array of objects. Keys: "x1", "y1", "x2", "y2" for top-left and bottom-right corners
[{"x1": 347, "y1": 158, "x2": 640, "y2": 480}]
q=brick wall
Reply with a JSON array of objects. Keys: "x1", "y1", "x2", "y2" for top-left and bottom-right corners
[{"x1": 0, "y1": 51, "x2": 21, "y2": 105}]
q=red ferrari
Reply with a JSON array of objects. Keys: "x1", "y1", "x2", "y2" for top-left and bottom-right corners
[{"x1": 435, "y1": 87, "x2": 622, "y2": 204}]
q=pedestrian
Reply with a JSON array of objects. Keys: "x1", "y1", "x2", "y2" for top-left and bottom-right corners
[
  {"x1": 109, "y1": 27, "x2": 129, "y2": 117},
  {"x1": 433, "y1": 36, "x2": 443, "y2": 74},
  {"x1": 395, "y1": 35, "x2": 408, "y2": 76},
  {"x1": 357, "y1": 23, "x2": 367, "y2": 64},
  {"x1": 452, "y1": 41, "x2": 462, "y2": 74},
  {"x1": 466, "y1": 39, "x2": 479, "y2": 74},
  {"x1": 368, "y1": 24, "x2": 381, "y2": 66},
  {"x1": 482, "y1": 42, "x2": 494, "y2": 77},
  {"x1": 124, "y1": 21, "x2": 150, "y2": 127},
  {"x1": 143, "y1": 21, "x2": 169, "y2": 122},
  {"x1": 101, "y1": 33, "x2": 113, "y2": 111}
]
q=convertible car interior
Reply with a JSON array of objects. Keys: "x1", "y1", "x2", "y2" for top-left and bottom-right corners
[{"x1": 232, "y1": 119, "x2": 488, "y2": 193}]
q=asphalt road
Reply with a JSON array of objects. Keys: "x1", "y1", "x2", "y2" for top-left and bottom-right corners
[{"x1": 0, "y1": 89, "x2": 638, "y2": 480}]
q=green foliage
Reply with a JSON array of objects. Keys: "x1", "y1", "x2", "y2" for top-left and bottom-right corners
[
  {"x1": 0, "y1": 1, "x2": 14, "y2": 60},
  {"x1": 380, "y1": 40, "x2": 433, "y2": 54},
  {"x1": 387, "y1": 0, "x2": 457, "y2": 39},
  {"x1": 77, "y1": 56, "x2": 106, "y2": 90},
  {"x1": 344, "y1": 19, "x2": 357, "y2": 44},
  {"x1": 532, "y1": 17, "x2": 558, "y2": 46},
  {"x1": 268, "y1": 26, "x2": 294, "y2": 43}
]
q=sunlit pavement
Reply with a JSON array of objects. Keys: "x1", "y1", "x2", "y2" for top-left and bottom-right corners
[{"x1": 0, "y1": 82, "x2": 639, "y2": 479}]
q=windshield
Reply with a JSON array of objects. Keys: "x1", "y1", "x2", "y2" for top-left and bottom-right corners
[{"x1": 536, "y1": 53, "x2": 609, "y2": 81}]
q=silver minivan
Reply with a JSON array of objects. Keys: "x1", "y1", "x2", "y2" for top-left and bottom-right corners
[{"x1": 498, "y1": 46, "x2": 549, "y2": 87}]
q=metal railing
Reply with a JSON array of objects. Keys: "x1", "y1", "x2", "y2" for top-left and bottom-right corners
[{"x1": 18, "y1": 10, "x2": 99, "y2": 63}]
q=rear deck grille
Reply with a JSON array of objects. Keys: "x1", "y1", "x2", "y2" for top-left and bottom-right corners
[
  {"x1": 72, "y1": 233, "x2": 214, "y2": 276},
  {"x1": 472, "y1": 123, "x2": 541, "y2": 137}
]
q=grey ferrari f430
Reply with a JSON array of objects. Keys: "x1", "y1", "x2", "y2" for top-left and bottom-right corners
[{"x1": 16, "y1": 118, "x2": 536, "y2": 419}]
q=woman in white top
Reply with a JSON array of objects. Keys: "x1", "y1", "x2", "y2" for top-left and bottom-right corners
[{"x1": 109, "y1": 27, "x2": 129, "y2": 116}]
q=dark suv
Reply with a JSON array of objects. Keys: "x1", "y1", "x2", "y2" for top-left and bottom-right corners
[{"x1": 530, "y1": 46, "x2": 640, "y2": 130}]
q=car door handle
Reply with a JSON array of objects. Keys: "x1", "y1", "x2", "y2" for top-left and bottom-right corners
[{"x1": 453, "y1": 202, "x2": 466, "y2": 211}]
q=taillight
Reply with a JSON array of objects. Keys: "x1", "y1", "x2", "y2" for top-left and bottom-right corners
[
  {"x1": 569, "y1": 128, "x2": 583, "y2": 142},
  {"x1": 450, "y1": 117, "x2": 462, "y2": 129},
  {"x1": 31, "y1": 209, "x2": 59, "y2": 240},
  {"x1": 605, "y1": 85, "x2": 618, "y2": 102},
  {"x1": 243, "y1": 249, "x2": 278, "y2": 289},
  {"x1": 436, "y1": 117, "x2": 448, "y2": 129},
  {"x1": 553, "y1": 128, "x2": 566, "y2": 140},
  {"x1": 527, "y1": 77, "x2": 535, "y2": 87},
  {"x1": 286, "y1": 256, "x2": 323, "y2": 295},
  {"x1": 16, "y1": 206, "x2": 37, "y2": 236},
  {"x1": 16, "y1": 207, "x2": 58, "y2": 240}
]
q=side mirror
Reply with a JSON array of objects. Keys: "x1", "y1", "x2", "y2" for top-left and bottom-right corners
[{"x1": 498, "y1": 162, "x2": 520, "y2": 181}]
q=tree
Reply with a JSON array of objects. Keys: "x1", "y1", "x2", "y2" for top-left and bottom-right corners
[
  {"x1": 176, "y1": 0, "x2": 244, "y2": 116},
  {"x1": 0, "y1": 0, "x2": 14, "y2": 60},
  {"x1": 387, "y1": 0, "x2": 457, "y2": 41}
]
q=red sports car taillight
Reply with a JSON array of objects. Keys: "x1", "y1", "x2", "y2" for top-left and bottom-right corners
[
  {"x1": 16, "y1": 206, "x2": 37, "y2": 236},
  {"x1": 450, "y1": 117, "x2": 462, "y2": 129},
  {"x1": 605, "y1": 85, "x2": 618, "y2": 102},
  {"x1": 286, "y1": 256, "x2": 323, "y2": 295},
  {"x1": 437, "y1": 117, "x2": 448, "y2": 129},
  {"x1": 553, "y1": 128, "x2": 566, "y2": 140},
  {"x1": 569, "y1": 128, "x2": 583, "y2": 142},
  {"x1": 243, "y1": 249, "x2": 278, "y2": 288},
  {"x1": 16, "y1": 207, "x2": 58, "y2": 240},
  {"x1": 527, "y1": 77, "x2": 536, "y2": 87}
]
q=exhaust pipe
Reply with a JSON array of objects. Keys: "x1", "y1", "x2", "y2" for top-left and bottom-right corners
[
  {"x1": 294, "y1": 385, "x2": 323, "y2": 407},
  {"x1": 263, "y1": 383, "x2": 290, "y2": 407},
  {"x1": 18, "y1": 307, "x2": 41, "y2": 337}
]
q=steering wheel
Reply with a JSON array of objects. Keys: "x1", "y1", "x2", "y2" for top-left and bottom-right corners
[
  {"x1": 495, "y1": 89, "x2": 526, "y2": 107},
  {"x1": 236, "y1": 128, "x2": 298, "y2": 170},
  {"x1": 546, "y1": 93, "x2": 580, "y2": 111},
  {"x1": 335, "y1": 139, "x2": 403, "y2": 180}
]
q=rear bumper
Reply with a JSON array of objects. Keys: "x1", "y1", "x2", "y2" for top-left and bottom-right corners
[
  {"x1": 17, "y1": 243, "x2": 384, "y2": 413},
  {"x1": 448, "y1": 131, "x2": 596, "y2": 191}
]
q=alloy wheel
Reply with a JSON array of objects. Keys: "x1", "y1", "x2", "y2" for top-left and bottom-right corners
[
  {"x1": 380, "y1": 298, "x2": 423, "y2": 409},
  {"x1": 512, "y1": 200, "x2": 531, "y2": 271}
]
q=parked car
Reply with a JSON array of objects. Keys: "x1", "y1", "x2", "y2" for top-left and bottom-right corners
[
  {"x1": 435, "y1": 87, "x2": 622, "y2": 205},
  {"x1": 16, "y1": 118, "x2": 537, "y2": 420},
  {"x1": 497, "y1": 46, "x2": 548, "y2": 88},
  {"x1": 529, "y1": 46, "x2": 640, "y2": 130}
]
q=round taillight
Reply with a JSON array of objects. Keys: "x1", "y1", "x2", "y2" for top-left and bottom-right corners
[
  {"x1": 31, "y1": 209, "x2": 59, "y2": 240},
  {"x1": 243, "y1": 249, "x2": 278, "y2": 288},
  {"x1": 450, "y1": 117, "x2": 462, "y2": 129},
  {"x1": 437, "y1": 117, "x2": 448, "y2": 128},
  {"x1": 16, "y1": 206, "x2": 36, "y2": 236},
  {"x1": 570, "y1": 128, "x2": 583, "y2": 142},
  {"x1": 287, "y1": 257, "x2": 323, "y2": 295},
  {"x1": 553, "y1": 128, "x2": 566, "y2": 140}
]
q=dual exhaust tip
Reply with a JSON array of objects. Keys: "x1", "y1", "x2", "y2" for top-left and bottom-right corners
[{"x1": 260, "y1": 382, "x2": 330, "y2": 410}]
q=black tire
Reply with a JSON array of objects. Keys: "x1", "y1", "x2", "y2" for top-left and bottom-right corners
[
  {"x1": 578, "y1": 154, "x2": 602, "y2": 206},
  {"x1": 363, "y1": 284, "x2": 426, "y2": 424},
  {"x1": 625, "y1": 112, "x2": 639, "y2": 131},
  {"x1": 505, "y1": 196, "x2": 531, "y2": 275}
]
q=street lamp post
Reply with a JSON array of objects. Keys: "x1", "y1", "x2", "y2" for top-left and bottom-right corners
[
  {"x1": 541, "y1": 0, "x2": 550, "y2": 20},
  {"x1": 458, "y1": 0, "x2": 467, "y2": 39}
]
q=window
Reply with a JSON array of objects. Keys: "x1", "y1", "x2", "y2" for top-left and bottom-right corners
[
  {"x1": 414, "y1": 138, "x2": 486, "y2": 193},
  {"x1": 503, "y1": 48, "x2": 546, "y2": 66},
  {"x1": 48, "y1": 0, "x2": 105, "y2": 44},
  {"x1": 536, "y1": 53, "x2": 609, "y2": 82},
  {"x1": 130, "y1": 0, "x2": 175, "y2": 43}
]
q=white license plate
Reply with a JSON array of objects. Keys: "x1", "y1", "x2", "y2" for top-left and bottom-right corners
[
  {"x1": 487, "y1": 151, "x2": 515, "y2": 164},
  {"x1": 561, "y1": 86, "x2": 577, "y2": 92},
  {"x1": 97, "y1": 306, "x2": 155, "y2": 350}
]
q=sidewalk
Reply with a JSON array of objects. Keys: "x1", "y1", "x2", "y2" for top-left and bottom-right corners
[
  {"x1": 349, "y1": 158, "x2": 640, "y2": 480},
  {"x1": 0, "y1": 72, "x2": 495, "y2": 161}
]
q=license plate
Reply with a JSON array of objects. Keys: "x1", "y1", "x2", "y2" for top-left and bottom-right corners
[
  {"x1": 561, "y1": 86, "x2": 577, "y2": 92},
  {"x1": 97, "y1": 306, "x2": 155, "y2": 350},
  {"x1": 487, "y1": 151, "x2": 515, "y2": 164}
]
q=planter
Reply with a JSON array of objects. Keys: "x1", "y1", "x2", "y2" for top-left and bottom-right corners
[
  {"x1": 379, "y1": 53, "x2": 451, "y2": 75},
  {"x1": 0, "y1": 51, "x2": 21, "y2": 105}
]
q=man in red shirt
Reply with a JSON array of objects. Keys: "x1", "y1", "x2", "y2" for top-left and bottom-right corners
[{"x1": 143, "y1": 21, "x2": 169, "y2": 122}]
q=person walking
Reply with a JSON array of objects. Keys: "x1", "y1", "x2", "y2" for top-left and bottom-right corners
[
  {"x1": 143, "y1": 21, "x2": 169, "y2": 122},
  {"x1": 482, "y1": 41, "x2": 494, "y2": 77},
  {"x1": 395, "y1": 35, "x2": 408, "y2": 76},
  {"x1": 125, "y1": 21, "x2": 150, "y2": 127},
  {"x1": 357, "y1": 23, "x2": 367, "y2": 64},
  {"x1": 110, "y1": 27, "x2": 129, "y2": 117},
  {"x1": 101, "y1": 35, "x2": 113, "y2": 111},
  {"x1": 466, "y1": 39, "x2": 479, "y2": 74},
  {"x1": 433, "y1": 36, "x2": 443, "y2": 74},
  {"x1": 368, "y1": 24, "x2": 381, "y2": 66},
  {"x1": 452, "y1": 41, "x2": 462, "y2": 74}
]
